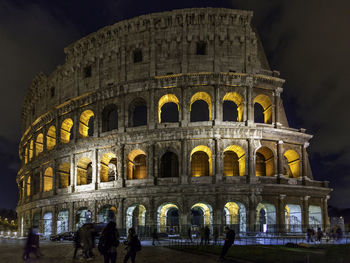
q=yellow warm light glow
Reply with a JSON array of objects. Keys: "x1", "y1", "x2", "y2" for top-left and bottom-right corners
[
  {"x1": 158, "y1": 94, "x2": 179, "y2": 123},
  {"x1": 24, "y1": 146, "x2": 28, "y2": 164},
  {"x1": 159, "y1": 203, "x2": 178, "y2": 232},
  {"x1": 61, "y1": 118, "x2": 73, "y2": 144},
  {"x1": 100, "y1": 152, "x2": 117, "y2": 182},
  {"x1": 190, "y1": 92, "x2": 212, "y2": 120},
  {"x1": 79, "y1": 110, "x2": 94, "y2": 137},
  {"x1": 225, "y1": 202, "x2": 239, "y2": 224},
  {"x1": 224, "y1": 145, "x2": 246, "y2": 176},
  {"x1": 254, "y1": 94, "x2": 272, "y2": 124},
  {"x1": 191, "y1": 203, "x2": 211, "y2": 226},
  {"x1": 29, "y1": 140, "x2": 33, "y2": 161},
  {"x1": 26, "y1": 176, "x2": 31, "y2": 196},
  {"x1": 35, "y1": 134, "x2": 43, "y2": 156},
  {"x1": 256, "y1": 147, "x2": 275, "y2": 177},
  {"x1": 46, "y1": 126, "x2": 56, "y2": 151},
  {"x1": 58, "y1": 163, "x2": 70, "y2": 188},
  {"x1": 77, "y1": 157, "x2": 92, "y2": 185},
  {"x1": 284, "y1": 150, "x2": 300, "y2": 178},
  {"x1": 190, "y1": 145, "x2": 212, "y2": 177},
  {"x1": 43, "y1": 167, "x2": 53, "y2": 192},
  {"x1": 127, "y1": 149, "x2": 147, "y2": 180},
  {"x1": 285, "y1": 205, "x2": 291, "y2": 225},
  {"x1": 223, "y1": 92, "x2": 244, "y2": 122}
]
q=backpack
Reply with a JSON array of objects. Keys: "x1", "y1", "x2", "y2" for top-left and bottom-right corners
[{"x1": 98, "y1": 234, "x2": 108, "y2": 254}]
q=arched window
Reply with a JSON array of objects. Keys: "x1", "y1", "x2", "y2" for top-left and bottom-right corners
[
  {"x1": 158, "y1": 94, "x2": 179, "y2": 123},
  {"x1": 190, "y1": 92, "x2": 212, "y2": 122},
  {"x1": 284, "y1": 150, "x2": 301, "y2": 178},
  {"x1": 129, "y1": 98, "x2": 147, "y2": 127},
  {"x1": 77, "y1": 157, "x2": 92, "y2": 185},
  {"x1": 102, "y1": 104, "x2": 118, "y2": 132},
  {"x1": 224, "y1": 145, "x2": 245, "y2": 176},
  {"x1": 58, "y1": 163, "x2": 70, "y2": 189},
  {"x1": 190, "y1": 145, "x2": 212, "y2": 177},
  {"x1": 255, "y1": 147, "x2": 275, "y2": 177},
  {"x1": 46, "y1": 126, "x2": 56, "y2": 150},
  {"x1": 160, "y1": 152, "x2": 179, "y2": 178},
  {"x1": 35, "y1": 134, "x2": 43, "y2": 156},
  {"x1": 79, "y1": 110, "x2": 94, "y2": 137},
  {"x1": 256, "y1": 203, "x2": 276, "y2": 233},
  {"x1": 43, "y1": 167, "x2": 53, "y2": 192},
  {"x1": 157, "y1": 203, "x2": 179, "y2": 233},
  {"x1": 254, "y1": 94, "x2": 272, "y2": 124},
  {"x1": 100, "y1": 153, "x2": 117, "y2": 182},
  {"x1": 127, "y1": 149, "x2": 147, "y2": 180},
  {"x1": 61, "y1": 118, "x2": 74, "y2": 144},
  {"x1": 223, "y1": 92, "x2": 244, "y2": 122}
]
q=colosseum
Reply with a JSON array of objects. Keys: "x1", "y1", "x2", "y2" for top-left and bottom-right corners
[{"x1": 16, "y1": 8, "x2": 331, "y2": 237}]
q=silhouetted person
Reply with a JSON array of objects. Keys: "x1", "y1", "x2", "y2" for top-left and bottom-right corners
[
  {"x1": 219, "y1": 226, "x2": 235, "y2": 261},
  {"x1": 99, "y1": 221, "x2": 120, "y2": 263},
  {"x1": 316, "y1": 227, "x2": 323, "y2": 242},
  {"x1": 152, "y1": 229, "x2": 160, "y2": 246},
  {"x1": 73, "y1": 230, "x2": 82, "y2": 259},
  {"x1": 22, "y1": 227, "x2": 40, "y2": 260},
  {"x1": 204, "y1": 226, "x2": 210, "y2": 245},
  {"x1": 306, "y1": 227, "x2": 313, "y2": 243},
  {"x1": 79, "y1": 223, "x2": 95, "y2": 259},
  {"x1": 123, "y1": 227, "x2": 141, "y2": 263},
  {"x1": 213, "y1": 227, "x2": 219, "y2": 245}
]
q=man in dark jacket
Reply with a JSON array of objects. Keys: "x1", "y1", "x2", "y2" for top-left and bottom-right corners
[
  {"x1": 219, "y1": 226, "x2": 235, "y2": 261},
  {"x1": 123, "y1": 227, "x2": 141, "y2": 263},
  {"x1": 99, "y1": 221, "x2": 120, "y2": 263}
]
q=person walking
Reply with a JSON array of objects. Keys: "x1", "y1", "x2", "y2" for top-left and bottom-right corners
[
  {"x1": 79, "y1": 223, "x2": 95, "y2": 260},
  {"x1": 99, "y1": 221, "x2": 120, "y2": 263},
  {"x1": 22, "y1": 227, "x2": 40, "y2": 260},
  {"x1": 123, "y1": 227, "x2": 141, "y2": 263},
  {"x1": 204, "y1": 226, "x2": 210, "y2": 245},
  {"x1": 152, "y1": 229, "x2": 160, "y2": 246},
  {"x1": 316, "y1": 227, "x2": 323, "y2": 243},
  {"x1": 218, "y1": 226, "x2": 235, "y2": 262}
]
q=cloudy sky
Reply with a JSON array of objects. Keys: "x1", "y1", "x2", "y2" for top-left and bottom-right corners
[{"x1": 0, "y1": 0, "x2": 349, "y2": 209}]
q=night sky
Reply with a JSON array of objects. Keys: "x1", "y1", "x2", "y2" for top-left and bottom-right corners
[{"x1": 0, "y1": 0, "x2": 349, "y2": 210}]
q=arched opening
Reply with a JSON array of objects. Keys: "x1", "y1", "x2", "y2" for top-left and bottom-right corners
[
  {"x1": 284, "y1": 150, "x2": 301, "y2": 178},
  {"x1": 75, "y1": 208, "x2": 92, "y2": 229},
  {"x1": 160, "y1": 151, "x2": 179, "y2": 178},
  {"x1": 158, "y1": 94, "x2": 179, "y2": 123},
  {"x1": 61, "y1": 118, "x2": 74, "y2": 143},
  {"x1": 127, "y1": 149, "x2": 147, "y2": 180},
  {"x1": 46, "y1": 125, "x2": 56, "y2": 150},
  {"x1": 57, "y1": 210, "x2": 69, "y2": 234},
  {"x1": 223, "y1": 92, "x2": 244, "y2": 122},
  {"x1": 126, "y1": 204, "x2": 146, "y2": 233},
  {"x1": 224, "y1": 202, "x2": 246, "y2": 233},
  {"x1": 190, "y1": 145, "x2": 212, "y2": 177},
  {"x1": 256, "y1": 203, "x2": 276, "y2": 233},
  {"x1": 256, "y1": 147, "x2": 275, "y2": 177},
  {"x1": 26, "y1": 176, "x2": 31, "y2": 196},
  {"x1": 77, "y1": 157, "x2": 92, "y2": 185},
  {"x1": 157, "y1": 203, "x2": 179, "y2": 234},
  {"x1": 191, "y1": 203, "x2": 212, "y2": 228},
  {"x1": 100, "y1": 153, "x2": 118, "y2": 182},
  {"x1": 285, "y1": 204, "x2": 302, "y2": 233},
  {"x1": 102, "y1": 104, "x2": 118, "y2": 132},
  {"x1": 29, "y1": 140, "x2": 33, "y2": 161},
  {"x1": 43, "y1": 212, "x2": 52, "y2": 236},
  {"x1": 309, "y1": 205, "x2": 322, "y2": 228},
  {"x1": 58, "y1": 163, "x2": 70, "y2": 189},
  {"x1": 129, "y1": 98, "x2": 147, "y2": 127},
  {"x1": 98, "y1": 205, "x2": 117, "y2": 223},
  {"x1": 43, "y1": 167, "x2": 53, "y2": 192},
  {"x1": 224, "y1": 145, "x2": 245, "y2": 176},
  {"x1": 254, "y1": 94, "x2": 272, "y2": 124},
  {"x1": 79, "y1": 110, "x2": 94, "y2": 137},
  {"x1": 190, "y1": 92, "x2": 212, "y2": 122},
  {"x1": 35, "y1": 134, "x2": 43, "y2": 156}
]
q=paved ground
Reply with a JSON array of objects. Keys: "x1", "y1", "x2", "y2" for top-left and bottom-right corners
[{"x1": 0, "y1": 239, "x2": 231, "y2": 263}]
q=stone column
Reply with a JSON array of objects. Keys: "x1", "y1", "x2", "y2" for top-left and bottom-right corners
[
  {"x1": 181, "y1": 139, "x2": 189, "y2": 184},
  {"x1": 117, "y1": 145, "x2": 125, "y2": 187},
  {"x1": 277, "y1": 194, "x2": 286, "y2": 233},
  {"x1": 274, "y1": 87, "x2": 283, "y2": 128},
  {"x1": 117, "y1": 199, "x2": 124, "y2": 231},
  {"x1": 302, "y1": 196, "x2": 310, "y2": 232},
  {"x1": 277, "y1": 140, "x2": 284, "y2": 178},
  {"x1": 92, "y1": 149, "x2": 98, "y2": 189},
  {"x1": 52, "y1": 206, "x2": 57, "y2": 235},
  {"x1": 246, "y1": 77, "x2": 254, "y2": 125},
  {"x1": 70, "y1": 202, "x2": 75, "y2": 231},
  {"x1": 247, "y1": 193, "x2": 257, "y2": 233},
  {"x1": 52, "y1": 159, "x2": 57, "y2": 195},
  {"x1": 247, "y1": 139, "x2": 256, "y2": 183},
  {"x1": 322, "y1": 196, "x2": 330, "y2": 231},
  {"x1": 181, "y1": 86, "x2": 188, "y2": 127},
  {"x1": 148, "y1": 88, "x2": 155, "y2": 129},
  {"x1": 69, "y1": 154, "x2": 75, "y2": 193},
  {"x1": 302, "y1": 143, "x2": 310, "y2": 179},
  {"x1": 214, "y1": 85, "x2": 222, "y2": 124}
]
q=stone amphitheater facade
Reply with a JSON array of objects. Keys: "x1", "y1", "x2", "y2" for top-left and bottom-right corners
[{"x1": 16, "y1": 8, "x2": 331, "y2": 237}]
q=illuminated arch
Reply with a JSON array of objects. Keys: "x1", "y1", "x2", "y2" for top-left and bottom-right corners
[
  {"x1": 43, "y1": 212, "x2": 53, "y2": 236},
  {"x1": 29, "y1": 139, "x2": 34, "y2": 161},
  {"x1": 58, "y1": 163, "x2": 70, "y2": 189},
  {"x1": 224, "y1": 145, "x2": 245, "y2": 176},
  {"x1": 98, "y1": 205, "x2": 117, "y2": 223},
  {"x1": 223, "y1": 92, "x2": 244, "y2": 122},
  {"x1": 158, "y1": 94, "x2": 180, "y2": 123},
  {"x1": 57, "y1": 210, "x2": 69, "y2": 234},
  {"x1": 191, "y1": 203, "x2": 212, "y2": 226},
  {"x1": 46, "y1": 126, "x2": 56, "y2": 151},
  {"x1": 224, "y1": 202, "x2": 246, "y2": 232},
  {"x1": 157, "y1": 203, "x2": 179, "y2": 233},
  {"x1": 190, "y1": 92, "x2": 212, "y2": 121},
  {"x1": 127, "y1": 149, "x2": 147, "y2": 180},
  {"x1": 256, "y1": 146, "x2": 275, "y2": 177},
  {"x1": 126, "y1": 204, "x2": 146, "y2": 231},
  {"x1": 256, "y1": 202, "x2": 276, "y2": 233},
  {"x1": 309, "y1": 205, "x2": 322, "y2": 227},
  {"x1": 77, "y1": 157, "x2": 92, "y2": 185},
  {"x1": 26, "y1": 176, "x2": 31, "y2": 196},
  {"x1": 100, "y1": 152, "x2": 117, "y2": 182},
  {"x1": 24, "y1": 146, "x2": 28, "y2": 164},
  {"x1": 79, "y1": 110, "x2": 94, "y2": 137},
  {"x1": 35, "y1": 134, "x2": 43, "y2": 156},
  {"x1": 190, "y1": 145, "x2": 212, "y2": 177},
  {"x1": 43, "y1": 167, "x2": 53, "y2": 192},
  {"x1": 285, "y1": 204, "x2": 302, "y2": 233},
  {"x1": 284, "y1": 150, "x2": 301, "y2": 178},
  {"x1": 254, "y1": 94, "x2": 272, "y2": 124},
  {"x1": 61, "y1": 118, "x2": 74, "y2": 144}
]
